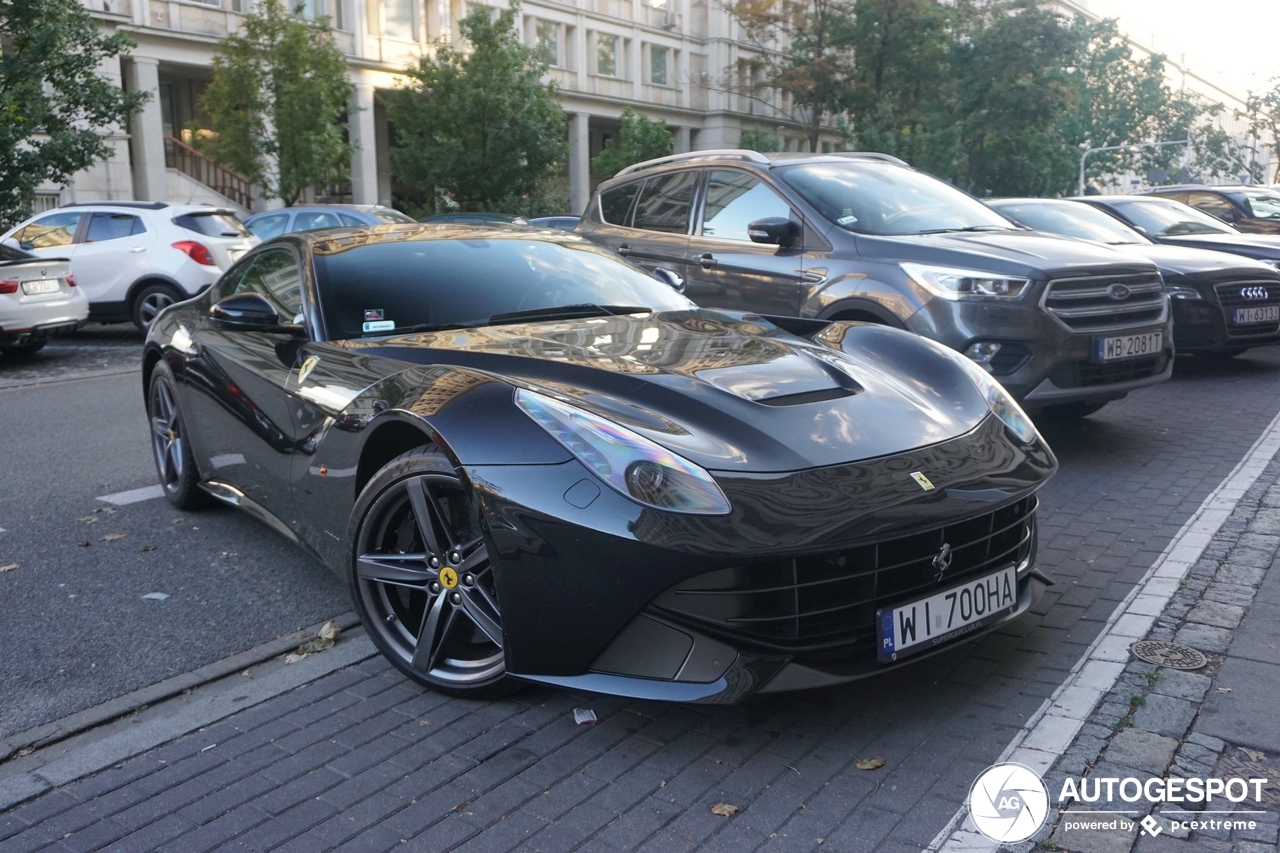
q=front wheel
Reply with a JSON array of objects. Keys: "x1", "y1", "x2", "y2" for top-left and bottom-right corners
[
  {"x1": 349, "y1": 447, "x2": 514, "y2": 698},
  {"x1": 148, "y1": 361, "x2": 212, "y2": 509}
]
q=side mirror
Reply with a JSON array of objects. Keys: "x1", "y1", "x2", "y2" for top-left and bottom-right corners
[
  {"x1": 653, "y1": 267, "x2": 685, "y2": 293},
  {"x1": 1, "y1": 237, "x2": 20, "y2": 251},
  {"x1": 748, "y1": 217, "x2": 800, "y2": 248},
  {"x1": 210, "y1": 293, "x2": 283, "y2": 330}
]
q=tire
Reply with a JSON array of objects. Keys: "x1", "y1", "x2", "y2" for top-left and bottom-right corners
[
  {"x1": 349, "y1": 446, "x2": 516, "y2": 699},
  {"x1": 1037, "y1": 401, "x2": 1108, "y2": 420},
  {"x1": 147, "y1": 361, "x2": 213, "y2": 509},
  {"x1": 0, "y1": 340, "x2": 47, "y2": 356},
  {"x1": 132, "y1": 283, "x2": 184, "y2": 331}
]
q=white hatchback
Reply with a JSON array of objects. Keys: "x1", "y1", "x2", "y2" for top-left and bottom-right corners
[{"x1": 0, "y1": 202, "x2": 259, "y2": 329}]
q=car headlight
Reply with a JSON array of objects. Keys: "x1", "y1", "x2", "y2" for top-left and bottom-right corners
[
  {"x1": 1165, "y1": 285, "x2": 1202, "y2": 300},
  {"x1": 515, "y1": 389, "x2": 732, "y2": 515},
  {"x1": 953, "y1": 356, "x2": 1038, "y2": 444},
  {"x1": 901, "y1": 263, "x2": 1030, "y2": 300}
]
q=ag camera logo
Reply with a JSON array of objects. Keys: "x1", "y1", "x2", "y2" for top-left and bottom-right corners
[{"x1": 968, "y1": 762, "x2": 1050, "y2": 843}]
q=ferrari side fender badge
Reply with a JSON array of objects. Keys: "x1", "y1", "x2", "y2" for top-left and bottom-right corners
[
  {"x1": 910, "y1": 471, "x2": 936, "y2": 491},
  {"x1": 298, "y1": 355, "x2": 319, "y2": 384}
]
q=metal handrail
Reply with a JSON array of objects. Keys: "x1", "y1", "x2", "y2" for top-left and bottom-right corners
[{"x1": 163, "y1": 135, "x2": 252, "y2": 209}]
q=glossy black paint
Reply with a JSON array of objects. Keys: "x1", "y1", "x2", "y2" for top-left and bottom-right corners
[{"x1": 142, "y1": 225, "x2": 1057, "y2": 700}]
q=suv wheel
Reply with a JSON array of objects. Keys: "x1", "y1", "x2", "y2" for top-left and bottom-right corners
[{"x1": 132, "y1": 283, "x2": 185, "y2": 330}]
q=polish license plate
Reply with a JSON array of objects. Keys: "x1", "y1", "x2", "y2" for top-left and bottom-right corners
[
  {"x1": 22, "y1": 279, "x2": 60, "y2": 295},
  {"x1": 1096, "y1": 331, "x2": 1162, "y2": 361},
  {"x1": 877, "y1": 565, "x2": 1018, "y2": 663},
  {"x1": 1233, "y1": 305, "x2": 1279, "y2": 325}
]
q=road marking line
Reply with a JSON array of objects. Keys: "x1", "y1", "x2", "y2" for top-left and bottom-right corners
[
  {"x1": 96, "y1": 485, "x2": 165, "y2": 506},
  {"x1": 928, "y1": 406, "x2": 1280, "y2": 851}
]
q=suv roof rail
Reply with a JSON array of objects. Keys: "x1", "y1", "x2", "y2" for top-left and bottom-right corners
[
  {"x1": 827, "y1": 152, "x2": 910, "y2": 167},
  {"x1": 615, "y1": 149, "x2": 772, "y2": 177},
  {"x1": 59, "y1": 201, "x2": 170, "y2": 210}
]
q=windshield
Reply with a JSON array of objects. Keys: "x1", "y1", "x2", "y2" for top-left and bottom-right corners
[
  {"x1": 312, "y1": 235, "x2": 693, "y2": 340},
  {"x1": 993, "y1": 201, "x2": 1147, "y2": 245},
  {"x1": 1109, "y1": 199, "x2": 1236, "y2": 237},
  {"x1": 776, "y1": 161, "x2": 1016, "y2": 236},
  {"x1": 372, "y1": 208, "x2": 415, "y2": 224},
  {"x1": 1239, "y1": 192, "x2": 1280, "y2": 220}
]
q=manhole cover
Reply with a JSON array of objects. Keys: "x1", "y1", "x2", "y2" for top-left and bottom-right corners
[{"x1": 1130, "y1": 640, "x2": 1208, "y2": 669}]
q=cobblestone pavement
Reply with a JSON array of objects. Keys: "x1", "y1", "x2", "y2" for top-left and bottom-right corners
[
  {"x1": 2, "y1": 352, "x2": 1280, "y2": 852},
  {"x1": 0, "y1": 327, "x2": 143, "y2": 390}
]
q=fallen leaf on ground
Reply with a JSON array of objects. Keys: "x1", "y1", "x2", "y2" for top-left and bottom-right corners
[
  {"x1": 1217, "y1": 687, "x2": 1232, "y2": 694},
  {"x1": 289, "y1": 619, "x2": 342, "y2": 659},
  {"x1": 101, "y1": 533, "x2": 126, "y2": 542},
  {"x1": 711, "y1": 803, "x2": 739, "y2": 817},
  {"x1": 855, "y1": 757, "x2": 885, "y2": 771},
  {"x1": 1242, "y1": 748, "x2": 1265, "y2": 762},
  {"x1": 141, "y1": 592, "x2": 170, "y2": 601},
  {"x1": 80, "y1": 516, "x2": 98, "y2": 524},
  {"x1": 573, "y1": 708, "x2": 597, "y2": 725},
  {"x1": 171, "y1": 518, "x2": 184, "y2": 524},
  {"x1": 0, "y1": 564, "x2": 17, "y2": 573},
  {"x1": 140, "y1": 545, "x2": 156, "y2": 553},
  {"x1": 77, "y1": 541, "x2": 90, "y2": 548}
]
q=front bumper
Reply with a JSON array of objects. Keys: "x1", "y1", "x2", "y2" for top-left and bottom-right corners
[
  {"x1": 466, "y1": 415, "x2": 1056, "y2": 701},
  {"x1": 1170, "y1": 288, "x2": 1280, "y2": 353}
]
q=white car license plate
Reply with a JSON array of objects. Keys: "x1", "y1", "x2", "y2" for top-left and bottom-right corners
[
  {"x1": 21, "y1": 279, "x2": 60, "y2": 295},
  {"x1": 877, "y1": 565, "x2": 1017, "y2": 662},
  {"x1": 1096, "y1": 331, "x2": 1161, "y2": 361},
  {"x1": 1233, "y1": 305, "x2": 1279, "y2": 325}
]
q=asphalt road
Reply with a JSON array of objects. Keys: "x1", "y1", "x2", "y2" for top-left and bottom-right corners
[{"x1": 2, "y1": 329, "x2": 1280, "y2": 770}]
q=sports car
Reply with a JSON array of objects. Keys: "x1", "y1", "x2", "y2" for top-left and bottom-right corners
[{"x1": 142, "y1": 224, "x2": 1057, "y2": 702}]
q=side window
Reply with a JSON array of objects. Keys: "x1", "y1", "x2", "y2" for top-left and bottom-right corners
[
  {"x1": 339, "y1": 213, "x2": 365, "y2": 227},
  {"x1": 248, "y1": 213, "x2": 290, "y2": 240},
  {"x1": 1187, "y1": 192, "x2": 1237, "y2": 222},
  {"x1": 599, "y1": 182, "x2": 641, "y2": 226},
  {"x1": 14, "y1": 212, "x2": 83, "y2": 249},
  {"x1": 222, "y1": 249, "x2": 303, "y2": 316},
  {"x1": 85, "y1": 213, "x2": 143, "y2": 242},
  {"x1": 632, "y1": 171, "x2": 699, "y2": 234},
  {"x1": 701, "y1": 171, "x2": 793, "y2": 241},
  {"x1": 293, "y1": 211, "x2": 342, "y2": 232}
]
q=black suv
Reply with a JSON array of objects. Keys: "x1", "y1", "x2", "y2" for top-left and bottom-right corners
[
  {"x1": 579, "y1": 150, "x2": 1173, "y2": 415},
  {"x1": 1143, "y1": 185, "x2": 1280, "y2": 235}
]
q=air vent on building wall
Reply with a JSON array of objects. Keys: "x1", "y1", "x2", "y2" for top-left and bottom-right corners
[{"x1": 661, "y1": 9, "x2": 677, "y2": 28}]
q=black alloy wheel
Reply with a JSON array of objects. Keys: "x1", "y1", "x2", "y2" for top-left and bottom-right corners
[
  {"x1": 147, "y1": 361, "x2": 212, "y2": 509},
  {"x1": 133, "y1": 283, "x2": 183, "y2": 330},
  {"x1": 351, "y1": 447, "x2": 511, "y2": 697}
]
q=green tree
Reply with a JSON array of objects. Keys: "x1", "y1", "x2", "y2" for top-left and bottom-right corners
[
  {"x1": 1244, "y1": 82, "x2": 1280, "y2": 182},
  {"x1": 387, "y1": 3, "x2": 567, "y2": 216},
  {"x1": 0, "y1": 0, "x2": 146, "y2": 226},
  {"x1": 591, "y1": 107, "x2": 673, "y2": 177},
  {"x1": 196, "y1": 0, "x2": 354, "y2": 207},
  {"x1": 738, "y1": 125, "x2": 781, "y2": 152}
]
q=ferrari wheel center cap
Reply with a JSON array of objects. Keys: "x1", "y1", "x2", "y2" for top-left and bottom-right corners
[
  {"x1": 168, "y1": 429, "x2": 176, "y2": 441},
  {"x1": 438, "y1": 567, "x2": 459, "y2": 589}
]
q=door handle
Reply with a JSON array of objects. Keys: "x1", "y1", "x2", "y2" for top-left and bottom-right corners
[
  {"x1": 617, "y1": 244, "x2": 630, "y2": 257},
  {"x1": 129, "y1": 246, "x2": 147, "y2": 253},
  {"x1": 699, "y1": 253, "x2": 717, "y2": 269}
]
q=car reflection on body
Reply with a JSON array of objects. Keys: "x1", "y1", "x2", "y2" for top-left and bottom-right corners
[{"x1": 142, "y1": 223, "x2": 1057, "y2": 701}]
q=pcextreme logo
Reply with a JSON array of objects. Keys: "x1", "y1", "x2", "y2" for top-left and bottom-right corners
[{"x1": 967, "y1": 763, "x2": 1050, "y2": 842}]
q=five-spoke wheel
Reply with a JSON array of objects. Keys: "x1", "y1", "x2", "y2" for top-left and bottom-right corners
[
  {"x1": 351, "y1": 447, "x2": 510, "y2": 696},
  {"x1": 147, "y1": 361, "x2": 209, "y2": 508}
]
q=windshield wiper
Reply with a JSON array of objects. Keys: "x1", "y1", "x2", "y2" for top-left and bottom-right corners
[
  {"x1": 914, "y1": 225, "x2": 1014, "y2": 235},
  {"x1": 487, "y1": 304, "x2": 650, "y2": 325},
  {"x1": 374, "y1": 321, "x2": 477, "y2": 335}
]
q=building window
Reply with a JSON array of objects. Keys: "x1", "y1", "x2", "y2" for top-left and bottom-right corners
[
  {"x1": 596, "y1": 34, "x2": 618, "y2": 77},
  {"x1": 384, "y1": 0, "x2": 414, "y2": 40},
  {"x1": 296, "y1": 0, "x2": 326, "y2": 20},
  {"x1": 649, "y1": 45, "x2": 669, "y2": 86},
  {"x1": 535, "y1": 20, "x2": 559, "y2": 67}
]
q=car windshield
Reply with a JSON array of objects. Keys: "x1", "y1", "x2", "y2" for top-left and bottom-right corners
[
  {"x1": 1109, "y1": 199, "x2": 1236, "y2": 236},
  {"x1": 175, "y1": 212, "x2": 251, "y2": 238},
  {"x1": 993, "y1": 201, "x2": 1147, "y2": 245},
  {"x1": 776, "y1": 161, "x2": 1016, "y2": 236},
  {"x1": 1239, "y1": 192, "x2": 1280, "y2": 220},
  {"x1": 312, "y1": 234, "x2": 693, "y2": 340},
  {"x1": 372, "y1": 208, "x2": 415, "y2": 224}
]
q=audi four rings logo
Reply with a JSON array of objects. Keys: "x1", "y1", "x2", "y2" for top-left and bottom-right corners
[
  {"x1": 1107, "y1": 283, "x2": 1132, "y2": 300},
  {"x1": 1241, "y1": 286, "x2": 1270, "y2": 300}
]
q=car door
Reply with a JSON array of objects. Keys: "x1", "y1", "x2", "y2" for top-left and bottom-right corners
[
  {"x1": 181, "y1": 247, "x2": 307, "y2": 524},
  {"x1": 72, "y1": 212, "x2": 157, "y2": 308},
  {"x1": 683, "y1": 169, "x2": 808, "y2": 314},
  {"x1": 619, "y1": 170, "x2": 698, "y2": 278}
]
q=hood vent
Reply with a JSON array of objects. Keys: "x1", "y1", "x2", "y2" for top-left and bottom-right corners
[{"x1": 755, "y1": 387, "x2": 857, "y2": 407}]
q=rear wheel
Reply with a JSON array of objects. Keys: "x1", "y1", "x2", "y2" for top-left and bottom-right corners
[
  {"x1": 132, "y1": 283, "x2": 184, "y2": 330},
  {"x1": 350, "y1": 447, "x2": 514, "y2": 698},
  {"x1": 0, "y1": 340, "x2": 47, "y2": 356},
  {"x1": 148, "y1": 361, "x2": 212, "y2": 509}
]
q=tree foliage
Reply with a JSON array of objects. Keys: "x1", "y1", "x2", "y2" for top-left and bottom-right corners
[
  {"x1": 738, "y1": 125, "x2": 781, "y2": 152},
  {"x1": 196, "y1": 0, "x2": 354, "y2": 207},
  {"x1": 0, "y1": 0, "x2": 146, "y2": 226},
  {"x1": 387, "y1": 4, "x2": 567, "y2": 216},
  {"x1": 591, "y1": 107, "x2": 673, "y2": 177}
]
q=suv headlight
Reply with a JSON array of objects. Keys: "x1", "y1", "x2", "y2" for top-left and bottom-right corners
[
  {"x1": 901, "y1": 263, "x2": 1030, "y2": 300},
  {"x1": 953, "y1": 356, "x2": 1038, "y2": 444},
  {"x1": 515, "y1": 389, "x2": 732, "y2": 515}
]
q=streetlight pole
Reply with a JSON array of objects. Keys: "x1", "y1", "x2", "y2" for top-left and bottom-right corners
[{"x1": 1078, "y1": 139, "x2": 1191, "y2": 196}]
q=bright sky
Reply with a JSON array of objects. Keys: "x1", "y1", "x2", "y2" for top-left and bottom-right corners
[{"x1": 1085, "y1": 0, "x2": 1280, "y2": 94}]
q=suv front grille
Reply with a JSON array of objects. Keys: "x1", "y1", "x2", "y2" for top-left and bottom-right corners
[
  {"x1": 1214, "y1": 281, "x2": 1280, "y2": 336},
  {"x1": 1048, "y1": 353, "x2": 1169, "y2": 388},
  {"x1": 1043, "y1": 273, "x2": 1166, "y2": 332},
  {"x1": 653, "y1": 497, "x2": 1036, "y2": 653}
]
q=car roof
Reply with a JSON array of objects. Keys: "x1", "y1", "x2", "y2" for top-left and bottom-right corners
[
  {"x1": 56, "y1": 201, "x2": 238, "y2": 216},
  {"x1": 602, "y1": 149, "x2": 910, "y2": 185},
  {"x1": 264, "y1": 221, "x2": 567, "y2": 250}
]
